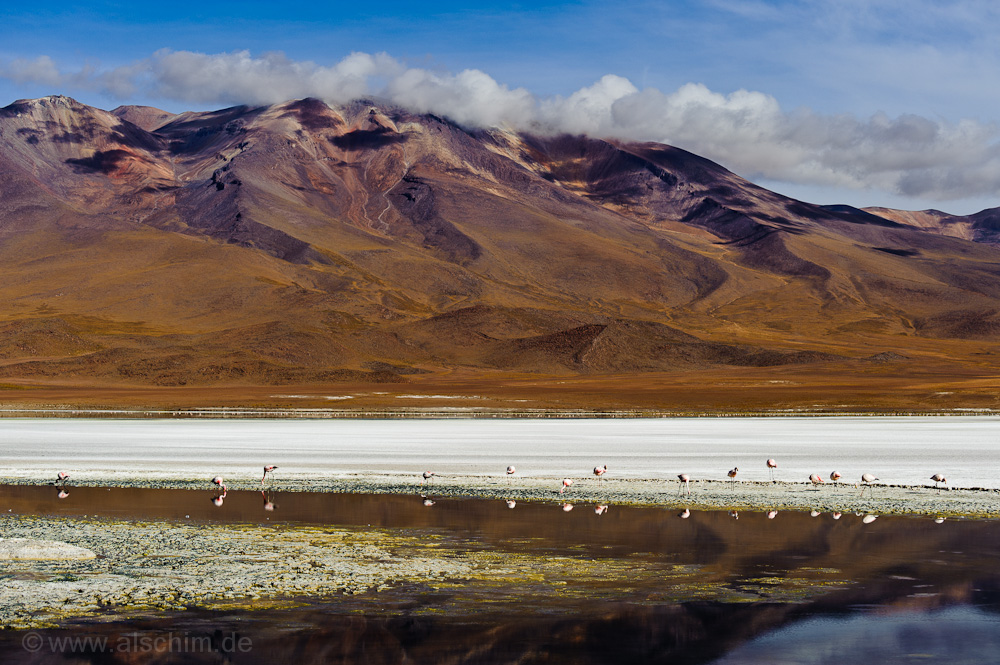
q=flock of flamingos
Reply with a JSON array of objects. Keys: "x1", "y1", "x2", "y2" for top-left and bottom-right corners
[{"x1": 49, "y1": 459, "x2": 950, "y2": 517}]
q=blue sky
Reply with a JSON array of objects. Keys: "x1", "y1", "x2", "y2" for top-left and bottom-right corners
[{"x1": 3, "y1": 0, "x2": 1000, "y2": 214}]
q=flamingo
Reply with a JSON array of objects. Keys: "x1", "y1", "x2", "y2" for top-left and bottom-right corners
[
  {"x1": 728, "y1": 467, "x2": 738, "y2": 488},
  {"x1": 677, "y1": 473, "x2": 691, "y2": 496},
  {"x1": 809, "y1": 473, "x2": 824, "y2": 486},
  {"x1": 830, "y1": 470, "x2": 842, "y2": 485},
  {"x1": 212, "y1": 476, "x2": 225, "y2": 489},
  {"x1": 930, "y1": 473, "x2": 948, "y2": 491},
  {"x1": 506, "y1": 466, "x2": 516, "y2": 485},
  {"x1": 594, "y1": 465, "x2": 607, "y2": 483},
  {"x1": 421, "y1": 471, "x2": 435, "y2": 486},
  {"x1": 560, "y1": 478, "x2": 574, "y2": 494},
  {"x1": 859, "y1": 473, "x2": 878, "y2": 498},
  {"x1": 56, "y1": 472, "x2": 70, "y2": 483},
  {"x1": 678, "y1": 508, "x2": 691, "y2": 519},
  {"x1": 766, "y1": 458, "x2": 777, "y2": 482},
  {"x1": 262, "y1": 465, "x2": 278, "y2": 484}
]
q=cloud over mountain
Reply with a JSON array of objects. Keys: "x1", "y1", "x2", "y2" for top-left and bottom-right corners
[{"x1": 4, "y1": 48, "x2": 1000, "y2": 202}]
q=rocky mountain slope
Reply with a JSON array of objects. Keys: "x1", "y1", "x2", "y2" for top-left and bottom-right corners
[{"x1": 1, "y1": 94, "x2": 999, "y2": 387}]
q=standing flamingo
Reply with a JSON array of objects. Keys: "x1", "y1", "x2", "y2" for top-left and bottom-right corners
[
  {"x1": 56, "y1": 472, "x2": 70, "y2": 483},
  {"x1": 859, "y1": 473, "x2": 878, "y2": 497},
  {"x1": 830, "y1": 470, "x2": 842, "y2": 485},
  {"x1": 677, "y1": 473, "x2": 691, "y2": 496},
  {"x1": 262, "y1": 465, "x2": 278, "y2": 484},
  {"x1": 766, "y1": 458, "x2": 777, "y2": 482},
  {"x1": 560, "y1": 478, "x2": 574, "y2": 494},
  {"x1": 930, "y1": 473, "x2": 948, "y2": 491},
  {"x1": 809, "y1": 473, "x2": 824, "y2": 486},
  {"x1": 593, "y1": 465, "x2": 607, "y2": 483},
  {"x1": 421, "y1": 471, "x2": 435, "y2": 486},
  {"x1": 728, "y1": 467, "x2": 739, "y2": 488},
  {"x1": 506, "y1": 466, "x2": 516, "y2": 485},
  {"x1": 212, "y1": 476, "x2": 226, "y2": 490}
]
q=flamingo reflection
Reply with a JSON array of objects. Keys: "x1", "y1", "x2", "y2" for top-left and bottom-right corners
[
  {"x1": 562, "y1": 503, "x2": 574, "y2": 512},
  {"x1": 678, "y1": 508, "x2": 691, "y2": 519},
  {"x1": 506, "y1": 500, "x2": 516, "y2": 509},
  {"x1": 594, "y1": 504, "x2": 608, "y2": 515},
  {"x1": 261, "y1": 490, "x2": 275, "y2": 512},
  {"x1": 766, "y1": 510, "x2": 777, "y2": 519}
]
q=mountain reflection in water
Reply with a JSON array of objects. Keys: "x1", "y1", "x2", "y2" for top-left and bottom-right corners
[{"x1": 3, "y1": 486, "x2": 1000, "y2": 664}]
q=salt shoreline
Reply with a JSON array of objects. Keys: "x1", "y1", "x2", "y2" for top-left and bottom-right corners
[{"x1": 8, "y1": 473, "x2": 999, "y2": 518}]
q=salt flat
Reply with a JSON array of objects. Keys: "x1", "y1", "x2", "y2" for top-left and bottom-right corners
[{"x1": 0, "y1": 416, "x2": 997, "y2": 489}]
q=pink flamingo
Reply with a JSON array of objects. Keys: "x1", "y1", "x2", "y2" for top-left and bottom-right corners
[
  {"x1": 262, "y1": 465, "x2": 278, "y2": 484},
  {"x1": 809, "y1": 473, "x2": 824, "y2": 485},
  {"x1": 728, "y1": 467, "x2": 738, "y2": 488},
  {"x1": 766, "y1": 458, "x2": 777, "y2": 482},
  {"x1": 859, "y1": 473, "x2": 878, "y2": 497},
  {"x1": 593, "y1": 465, "x2": 607, "y2": 483},
  {"x1": 930, "y1": 473, "x2": 948, "y2": 491},
  {"x1": 830, "y1": 470, "x2": 842, "y2": 485},
  {"x1": 212, "y1": 476, "x2": 225, "y2": 490},
  {"x1": 506, "y1": 466, "x2": 516, "y2": 485},
  {"x1": 560, "y1": 478, "x2": 574, "y2": 494},
  {"x1": 421, "y1": 471, "x2": 435, "y2": 486},
  {"x1": 677, "y1": 473, "x2": 691, "y2": 496},
  {"x1": 56, "y1": 472, "x2": 70, "y2": 483}
]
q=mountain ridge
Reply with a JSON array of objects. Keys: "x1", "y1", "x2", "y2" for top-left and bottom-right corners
[{"x1": 1, "y1": 94, "x2": 999, "y2": 398}]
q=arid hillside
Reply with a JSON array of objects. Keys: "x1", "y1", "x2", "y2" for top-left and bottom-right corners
[{"x1": 1, "y1": 95, "x2": 1000, "y2": 410}]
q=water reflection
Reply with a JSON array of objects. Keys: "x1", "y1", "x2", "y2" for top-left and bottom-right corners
[{"x1": 3, "y1": 485, "x2": 1000, "y2": 663}]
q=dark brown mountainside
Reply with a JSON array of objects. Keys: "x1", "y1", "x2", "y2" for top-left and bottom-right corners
[{"x1": 1, "y1": 94, "x2": 1000, "y2": 410}]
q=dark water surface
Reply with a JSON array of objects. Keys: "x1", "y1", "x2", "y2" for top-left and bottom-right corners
[{"x1": 3, "y1": 485, "x2": 1000, "y2": 664}]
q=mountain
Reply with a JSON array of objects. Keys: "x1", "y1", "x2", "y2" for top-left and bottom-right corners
[{"x1": 1, "y1": 94, "x2": 999, "y2": 408}]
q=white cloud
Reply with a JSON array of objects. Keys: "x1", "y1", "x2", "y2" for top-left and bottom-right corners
[{"x1": 2, "y1": 49, "x2": 1000, "y2": 204}]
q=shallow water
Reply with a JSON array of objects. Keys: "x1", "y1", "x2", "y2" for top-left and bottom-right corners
[
  {"x1": 2, "y1": 416, "x2": 1000, "y2": 487},
  {"x1": 3, "y1": 485, "x2": 1000, "y2": 663}
]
